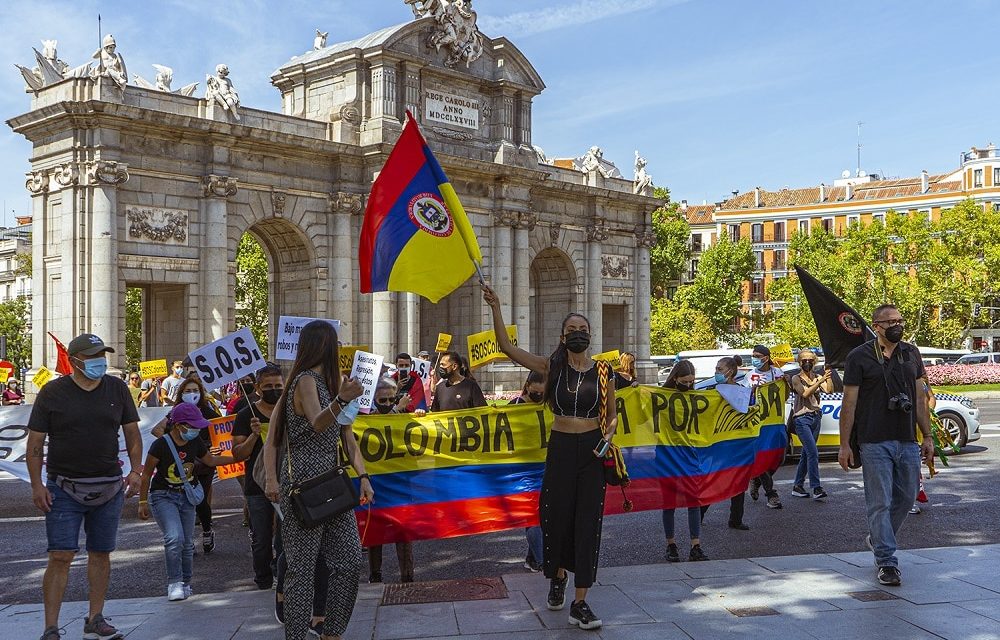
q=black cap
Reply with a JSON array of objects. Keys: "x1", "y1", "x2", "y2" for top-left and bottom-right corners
[
  {"x1": 752, "y1": 344, "x2": 771, "y2": 357},
  {"x1": 67, "y1": 333, "x2": 115, "y2": 357}
]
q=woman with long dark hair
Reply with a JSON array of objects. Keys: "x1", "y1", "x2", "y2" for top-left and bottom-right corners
[
  {"x1": 262, "y1": 320, "x2": 371, "y2": 640},
  {"x1": 699, "y1": 356, "x2": 751, "y2": 531},
  {"x1": 483, "y1": 284, "x2": 615, "y2": 631}
]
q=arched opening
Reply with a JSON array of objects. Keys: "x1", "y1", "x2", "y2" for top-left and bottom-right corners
[
  {"x1": 529, "y1": 248, "x2": 578, "y2": 355},
  {"x1": 239, "y1": 218, "x2": 316, "y2": 358}
]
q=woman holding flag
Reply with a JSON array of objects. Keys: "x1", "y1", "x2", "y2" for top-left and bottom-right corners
[{"x1": 483, "y1": 284, "x2": 615, "y2": 631}]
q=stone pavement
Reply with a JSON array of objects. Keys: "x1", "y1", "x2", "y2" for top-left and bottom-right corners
[{"x1": 4, "y1": 544, "x2": 1000, "y2": 640}]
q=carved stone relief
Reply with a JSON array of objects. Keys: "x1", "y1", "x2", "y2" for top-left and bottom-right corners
[
  {"x1": 88, "y1": 161, "x2": 130, "y2": 186},
  {"x1": 202, "y1": 174, "x2": 238, "y2": 198},
  {"x1": 601, "y1": 255, "x2": 630, "y2": 279},
  {"x1": 53, "y1": 163, "x2": 79, "y2": 187},
  {"x1": 329, "y1": 191, "x2": 364, "y2": 215},
  {"x1": 271, "y1": 190, "x2": 287, "y2": 217},
  {"x1": 586, "y1": 221, "x2": 609, "y2": 243},
  {"x1": 25, "y1": 170, "x2": 48, "y2": 194},
  {"x1": 126, "y1": 206, "x2": 188, "y2": 244}
]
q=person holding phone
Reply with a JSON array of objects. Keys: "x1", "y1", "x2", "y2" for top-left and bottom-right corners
[{"x1": 483, "y1": 284, "x2": 615, "y2": 631}]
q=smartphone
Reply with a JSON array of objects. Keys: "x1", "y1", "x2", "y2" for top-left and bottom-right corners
[{"x1": 593, "y1": 438, "x2": 611, "y2": 458}]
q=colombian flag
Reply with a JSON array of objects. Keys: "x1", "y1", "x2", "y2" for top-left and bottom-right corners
[{"x1": 360, "y1": 114, "x2": 483, "y2": 303}]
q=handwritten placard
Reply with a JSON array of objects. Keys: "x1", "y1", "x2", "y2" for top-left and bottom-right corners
[
  {"x1": 350, "y1": 350, "x2": 384, "y2": 414},
  {"x1": 275, "y1": 316, "x2": 342, "y2": 361}
]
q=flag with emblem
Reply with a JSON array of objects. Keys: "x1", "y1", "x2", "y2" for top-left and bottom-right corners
[
  {"x1": 359, "y1": 113, "x2": 483, "y2": 303},
  {"x1": 794, "y1": 266, "x2": 877, "y2": 368}
]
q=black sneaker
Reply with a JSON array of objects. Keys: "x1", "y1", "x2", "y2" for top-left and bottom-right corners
[
  {"x1": 82, "y1": 613, "x2": 122, "y2": 640},
  {"x1": 728, "y1": 521, "x2": 750, "y2": 531},
  {"x1": 547, "y1": 574, "x2": 568, "y2": 611},
  {"x1": 766, "y1": 495, "x2": 783, "y2": 509},
  {"x1": 307, "y1": 620, "x2": 323, "y2": 638},
  {"x1": 791, "y1": 485, "x2": 808, "y2": 498},
  {"x1": 666, "y1": 543, "x2": 680, "y2": 562},
  {"x1": 568, "y1": 599, "x2": 602, "y2": 630},
  {"x1": 812, "y1": 487, "x2": 828, "y2": 500},
  {"x1": 369, "y1": 571, "x2": 383, "y2": 583},
  {"x1": 202, "y1": 529, "x2": 215, "y2": 554},
  {"x1": 38, "y1": 626, "x2": 63, "y2": 640},
  {"x1": 524, "y1": 555, "x2": 540, "y2": 572},
  {"x1": 750, "y1": 477, "x2": 761, "y2": 501},
  {"x1": 877, "y1": 566, "x2": 901, "y2": 586},
  {"x1": 689, "y1": 544, "x2": 708, "y2": 561},
  {"x1": 274, "y1": 593, "x2": 284, "y2": 625}
]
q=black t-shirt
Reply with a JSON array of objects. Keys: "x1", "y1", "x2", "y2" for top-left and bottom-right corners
[
  {"x1": 431, "y1": 377, "x2": 487, "y2": 411},
  {"x1": 147, "y1": 435, "x2": 209, "y2": 491},
  {"x1": 28, "y1": 375, "x2": 140, "y2": 478},
  {"x1": 232, "y1": 404, "x2": 269, "y2": 496},
  {"x1": 843, "y1": 340, "x2": 925, "y2": 444}
]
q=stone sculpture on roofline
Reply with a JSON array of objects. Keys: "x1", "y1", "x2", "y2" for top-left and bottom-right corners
[
  {"x1": 634, "y1": 150, "x2": 653, "y2": 196},
  {"x1": 205, "y1": 64, "x2": 241, "y2": 122},
  {"x1": 406, "y1": 0, "x2": 484, "y2": 69},
  {"x1": 134, "y1": 64, "x2": 199, "y2": 96},
  {"x1": 314, "y1": 29, "x2": 329, "y2": 50},
  {"x1": 91, "y1": 34, "x2": 128, "y2": 91},
  {"x1": 15, "y1": 40, "x2": 91, "y2": 91}
]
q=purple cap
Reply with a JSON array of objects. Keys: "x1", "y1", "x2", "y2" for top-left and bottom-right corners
[{"x1": 168, "y1": 402, "x2": 211, "y2": 429}]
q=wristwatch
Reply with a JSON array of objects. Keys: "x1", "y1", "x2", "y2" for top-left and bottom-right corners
[{"x1": 334, "y1": 395, "x2": 350, "y2": 409}]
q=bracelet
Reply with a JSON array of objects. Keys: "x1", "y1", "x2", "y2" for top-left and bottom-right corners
[
  {"x1": 335, "y1": 395, "x2": 350, "y2": 408},
  {"x1": 129, "y1": 470, "x2": 141, "y2": 476},
  {"x1": 138, "y1": 500, "x2": 148, "y2": 504},
  {"x1": 358, "y1": 473, "x2": 370, "y2": 480}
]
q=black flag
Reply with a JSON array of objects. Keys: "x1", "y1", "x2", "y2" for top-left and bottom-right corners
[{"x1": 794, "y1": 266, "x2": 876, "y2": 368}]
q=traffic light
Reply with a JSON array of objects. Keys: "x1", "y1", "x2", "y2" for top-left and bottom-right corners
[{"x1": 972, "y1": 303, "x2": 982, "y2": 317}]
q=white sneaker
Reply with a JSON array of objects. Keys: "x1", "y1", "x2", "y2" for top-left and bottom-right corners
[
  {"x1": 183, "y1": 583, "x2": 193, "y2": 598},
  {"x1": 167, "y1": 582, "x2": 187, "y2": 601}
]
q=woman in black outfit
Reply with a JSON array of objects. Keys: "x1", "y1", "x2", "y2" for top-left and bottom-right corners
[{"x1": 483, "y1": 284, "x2": 616, "y2": 631}]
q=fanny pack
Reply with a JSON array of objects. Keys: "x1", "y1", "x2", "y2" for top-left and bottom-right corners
[{"x1": 51, "y1": 474, "x2": 123, "y2": 507}]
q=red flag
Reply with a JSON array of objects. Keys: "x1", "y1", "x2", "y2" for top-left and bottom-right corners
[{"x1": 48, "y1": 332, "x2": 73, "y2": 375}]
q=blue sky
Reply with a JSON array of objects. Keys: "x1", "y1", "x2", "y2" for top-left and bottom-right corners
[{"x1": 2, "y1": 0, "x2": 1000, "y2": 225}]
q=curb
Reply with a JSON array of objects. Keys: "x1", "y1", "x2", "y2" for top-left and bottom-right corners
[{"x1": 949, "y1": 391, "x2": 1000, "y2": 399}]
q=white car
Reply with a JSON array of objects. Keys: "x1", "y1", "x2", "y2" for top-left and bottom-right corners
[{"x1": 955, "y1": 352, "x2": 1000, "y2": 365}]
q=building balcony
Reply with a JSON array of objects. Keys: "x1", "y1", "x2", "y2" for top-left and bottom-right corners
[{"x1": 962, "y1": 146, "x2": 999, "y2": 163}]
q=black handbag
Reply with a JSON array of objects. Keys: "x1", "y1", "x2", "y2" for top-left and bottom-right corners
[{"x1": 284, "y1": 424, "x2": 359, "y2": 528}]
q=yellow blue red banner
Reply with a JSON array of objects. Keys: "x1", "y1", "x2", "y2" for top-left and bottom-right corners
[{"x1": 349, "y1": 382, "x2": 789, "y2": 545}]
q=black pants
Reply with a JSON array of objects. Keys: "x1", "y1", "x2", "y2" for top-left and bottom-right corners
[
  {"x1": 701, "y1": 492, "x2": 745, "y2": 525},
  {"x1": 195, "y1": 472, "x2": 213, "y2": 531},
  {"x1": 540, "y1": 429, "x2": 606, "y2": 589},
  {"x1": 755, "y1": 472, "x2": 778, "y2": 498},
  {"x1": 368, "y1": 543, "x2": 414, "y2": 582},
  {"x1": 247, "y1": 495, "x2": 277, "y2": 587}
]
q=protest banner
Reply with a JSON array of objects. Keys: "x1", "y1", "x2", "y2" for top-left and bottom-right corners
[
  {"x1": 189, "y1": 327, "x2": 266, "y2": 390},
  {"x1": 351, "y1": 350, "x2": 384, "y2": 414},
  {"x1": 435, "y1": 333, "x2": 452, "y2": 352},
  {"x1": 32, "y1": 367, "x2": 54, "y2": 388},
  {"x1": 207, "y1": 415, "x2": 245, "y2": 480},
  {"x1": 592, "y1": 349, "x2": 621, "y2": 364},
  {"x1": 347, "y1": 381, "x2": 788, "y2": 545},
  {"x1": 0, "y1": 360, "x2": 14, "y2": 382},
  {"x1": 139, "y1": 359, "x2": 168, "y2": 379},
  {"x1": 466, "y1": 326, "x2": 518, "y2": 368},
  {"x1": 339, "y1": 345, "x2": 369, "y2": 373},
  {"x1": 770, "y1": 343, "x2": 794, "y2": 366},
  {"x1": 275, "y1": 316, "x2": 342, "y2": 361},
  {"x1": 0, "y1": 369, "x2": 8, "y2": 384},
  {"x1": 412, "y1": 356, "x2": 433, "y2": 381}
]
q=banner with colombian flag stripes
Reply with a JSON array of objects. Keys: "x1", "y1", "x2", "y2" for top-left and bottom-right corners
[
  {"x1": 350, "y1": 382, "x2": 788, "y2": 545},
  {"x1": 360, "y1": 113, "x2": 483, "y2": 303}
]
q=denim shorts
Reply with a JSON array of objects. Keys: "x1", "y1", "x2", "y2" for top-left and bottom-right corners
[{"x1": 45, "y1": 480, "x2": 125, "y2": 553}]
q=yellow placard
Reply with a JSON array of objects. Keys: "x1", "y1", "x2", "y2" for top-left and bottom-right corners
[
  {"x1": 32, "y1": 366, "x2": 54, "y2": 388},
  {"x1": 770, "y1": 343, "x2": 794, "y2": 366},
  {"x1": 207, "y1": 416, "x2": 245, "y2": 480},
  {"x1": 0, "y1": 369, "x2": 8, "y2": 384},
  {"x1": 339, "y1": 345, "x2": 370, "y2": 373},
  {"x1": 139, "y1": 358, "x2": 169, "y2": 379},
  {"x1": 435, "y1": 333, "x2": 452, "y2": 353},
  {"x1": 467, "y1": 325, "x2": 518, "y2": 368},
  {"x1": 592, "y1": 349, "x2": 621, "y2": 364}
]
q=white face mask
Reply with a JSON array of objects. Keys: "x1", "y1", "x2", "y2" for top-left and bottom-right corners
[{"x1": 181, "y1": 391, "x2": 201, "y2": 405}]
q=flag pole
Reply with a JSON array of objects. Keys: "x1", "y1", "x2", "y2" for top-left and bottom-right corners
[{"x1": 473, "y1": 261, "x2": 485, "y2": 286}]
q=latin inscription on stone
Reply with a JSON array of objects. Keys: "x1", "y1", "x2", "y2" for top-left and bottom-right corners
[
  {"x1": 126, "y1": 206, "x2": 189, "y2": 245},
  {"x1": 424, "y1": 89, "x2": 479, "y2": 130}
]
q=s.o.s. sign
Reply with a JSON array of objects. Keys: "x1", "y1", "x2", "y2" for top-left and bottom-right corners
[{"x1": 189, "y1": 327, "x2": 266, "y2": 389}]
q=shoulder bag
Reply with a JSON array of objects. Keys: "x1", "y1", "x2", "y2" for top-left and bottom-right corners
[
  {"x1": 596, "y1": 362, "x2": 633, "y2": 511},
  {"x1": 284, "y1": 408, "x2": 359, "y2": 529},
  {"x1": 163, "y1": 435, "x2": 206, "y2": 506}
]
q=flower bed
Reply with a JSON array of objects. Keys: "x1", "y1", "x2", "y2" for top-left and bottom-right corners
[{"x1": 925, "y1": 363, "x2": 1000, "y2": 386}]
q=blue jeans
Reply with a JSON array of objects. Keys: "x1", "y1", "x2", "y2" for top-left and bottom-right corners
[
  {"x1": 793, "y1": 412, "x2": 822, "y2": 489},
  {"x1": 860, "y1": 440, "x2": 920, "y2": 568},
  {"x1": 662, "y1": 507, "x2": 701, "y2": 540},
  {"x1": 525, "y1": 526, "x2": 543, "y2": 564},
  {"x1": 149, "y1": 490, "x2": 196, "y2": 584},
  {"x1": 45, "y1": 480, "x2": 124, "y2": 553}
]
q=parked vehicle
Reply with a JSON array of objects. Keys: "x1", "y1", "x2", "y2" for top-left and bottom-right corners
[{"x1": 955, "y1": 352, "x2": 1000, "y2": 365}]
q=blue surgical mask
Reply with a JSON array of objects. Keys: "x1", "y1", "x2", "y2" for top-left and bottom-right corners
[
  {"x1": 751, "y1": 357, "x2": 763, "y2": 368},
  {"x1": 78, "y1": 358, "x2": 108, "y2": 380},
  {"x1": 180, "y1": 428, "x2": 201, "y2": 442},
  {"x1": 714, "y1": 373, "x2": 727, "y2": 384},
  {"x1": 181, "y1": 391, "x2": 201, "y2": 405}
]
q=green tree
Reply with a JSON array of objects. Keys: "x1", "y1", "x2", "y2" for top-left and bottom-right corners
[
  {"x1": 679, "y1": 237, "x2": 755, "y2": 334},
  {"x1": 0, "y1": 295, "x2": 31, "y2": 371},
  {"x1": 649, "y1": 187, "x2": 691, "y2": 297},
  {"x1": 235, "y1": 233, "x2": 270, "y2": 358},
  {"x1": 125, "y1": 288, "x2": 143, "y2": 371},
  {"x1": 649, "y1": 292, "x2": 716, "y2": 354}
]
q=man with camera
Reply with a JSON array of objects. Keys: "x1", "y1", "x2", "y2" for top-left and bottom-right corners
[{"x1": 838, "y1": 304, "x2": 934, "y2": 587}]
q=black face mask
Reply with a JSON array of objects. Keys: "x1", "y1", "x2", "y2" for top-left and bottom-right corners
[
  {"x1": 261, "y1": 389, "x2": 282, "y2": 405},
  {"x1": 884, "y1": 325, "x2": 904, "y2": 344},
  {"x1": 527, "y1": 391, "x2": 543, "y2": 403},
  {"x1": 675, "y1": 382, "x2": 692, "y2": 392},
  {"x1": 437, "y1": 366, "x2": 452, "y2": 380},
  {"x1": 564, "y1": 330, "x2": 590, "y2": 354},
  {"x1": 800, "y1": 361, "x2": 814, "y2": 371},
  {"x1": 375, "y1": 401, "x2": 394, "y2": 414}
]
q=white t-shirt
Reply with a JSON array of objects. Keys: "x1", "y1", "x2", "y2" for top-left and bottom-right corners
[{"x1": 741, "y1": 366, "x2": 783, "y2": 388}]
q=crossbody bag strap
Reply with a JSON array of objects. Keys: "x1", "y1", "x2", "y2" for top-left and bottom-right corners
[
  {"x1": 597, "y1": 361, "x2": 610, "y2": 437},
  {"x1": 163, "y1": 435, "x2": 195, "y2": 492}
]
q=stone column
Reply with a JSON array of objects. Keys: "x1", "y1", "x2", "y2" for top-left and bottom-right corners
[
  {"x1": 491, "y1": 211, "x2": 515, "y2": 324},
  {"x1": 512, "y1": 211, "x2": 537, "y2": 353},
  {"x1": 404, "y1": 292, "x2": 420, "y2": 355},
  {"x1": 586, "y1": 222, "x2": 609, "y2": 355},
  {"x1": 201, "y1": 175, "x2": 237, "y2": 342},
  {"x1": 329, "y1": 192, "x2": 363, "y2": 343},
  {"x1": 634, "y1": 228, "x2": 657, "y2": 363},
  {"x1": 26, "y1": 170, "x2": 49, "y2": 369},
  {"x1": 87, "y1": 161, "x2": 128, "y2": 356},
  {"x1": 373, "y1": 292, "x2": 395, "y2": 359}
]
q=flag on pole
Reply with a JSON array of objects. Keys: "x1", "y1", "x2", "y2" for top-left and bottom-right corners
[
  {"x1": 359, "y1": 113, "x2": 483, "y2": 303},
  {"x1": 48, "y1": 332, "x2": 73, "y2": 375},
  {"x1": 794, "y1": 266, "x2": 876, "y2": 368}
]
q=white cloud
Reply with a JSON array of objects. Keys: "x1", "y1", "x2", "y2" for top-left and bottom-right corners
[{"x1": 478, "y1": 0, "x2": 683, "y2": 38}]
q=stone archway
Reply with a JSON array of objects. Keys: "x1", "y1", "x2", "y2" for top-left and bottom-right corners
[
  {"x1": 529, "y1": 247, "x2": 578, "y2": 355},
  {"x1": 243, "y1": 217, "x2": 317, "y2": 357}
]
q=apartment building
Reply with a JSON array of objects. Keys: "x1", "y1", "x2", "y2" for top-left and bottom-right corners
[{"x1": 0, "y1": 220, "x2": 31, "y2": 302}]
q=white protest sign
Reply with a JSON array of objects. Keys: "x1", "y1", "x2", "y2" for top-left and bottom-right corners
[
  {"x1": 189, "y1": 327, "x2": 267, "y2": 390},
  {"x1": 412, "y1": 356, "x2": 433, "y2": 381},
  {"x1": 350, "y1": 350, "x2": 384, "y2": 415},
  {"x1": 275, "y1": 316, "x2": 342, "y2": 361}
]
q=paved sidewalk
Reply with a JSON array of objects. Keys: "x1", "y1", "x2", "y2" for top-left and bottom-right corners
[{"x1": 4, "y1": 544, "x2": 1000, "y2": 639}]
